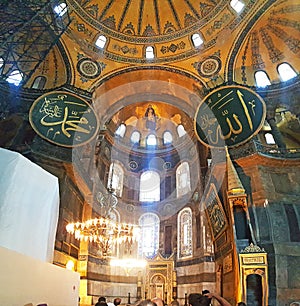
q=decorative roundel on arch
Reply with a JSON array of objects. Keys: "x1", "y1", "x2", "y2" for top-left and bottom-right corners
[
  {"x1": 197, "y1": 55, "x2": 221, "y2": 78},
  {"x1": 128, "y1": 160, "x2": 138, "y2": 170},
  {"x1": 77, "y1": 58, "x2": 102, "y2": 79},
  {"x1": 163, "y1": 162, "x2": 172, "y2": 169}
]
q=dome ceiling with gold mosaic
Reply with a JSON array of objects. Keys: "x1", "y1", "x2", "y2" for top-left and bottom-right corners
[{"x1": 33, "y1": 0, "x2": 300, "y2": 93}]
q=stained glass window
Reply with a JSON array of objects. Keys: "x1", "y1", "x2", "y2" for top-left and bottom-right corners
[
  {"x1": 178, "y1": 207, "x2": 192, "y2": 258},
  {"x1": 140, "y1": 171, "x2": 160, "y2": 202},
  {"x1": 138, "y1": 213, "x2": 159, "y2": 258},
  {"x1": 176, "y1": 162, "x2": 191, "y2": 197},
  {"x1": 108, "y1": 162, "x2": 124, "y2": 197}
]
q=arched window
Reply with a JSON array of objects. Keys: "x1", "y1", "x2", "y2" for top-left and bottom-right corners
[
  {"x1": 163, "y1": 131, "x2": 173, "y2": 145},
  {"x1": 255, "y1": 71, "x2": 271, "y2": 88},
  {"x1": 177, "y1": 124, "x2": 186, "y2": 137},
  {"x1": 265, "y1": 133, "x2": 275, "y2": 145},
  {"x1": 54, "y1": 2, "x2": 67, "y2": 16},
  {"x1": 178, "y1": 207, "x2": 193, "y2": 258},
  {"x1": 95, "y1": 35, "x2": 107, "y2": 49},
  {"x1": 230, "y1": 0, "x2": 244, "y2": 13},
  {"x1": 138, "y1": 213, "x2": 159, "y2": 258},
  {"x1": 176, "y1": 162, "x2": 191, "y2": 197},
  {"x1": 146, "y1": 134, "x2": 157, "y2": 146},
  {"x1": 277, "y1": 63, "x2": 297, "y2": 82},
  {"x1": 6, "y1": 69, "x2": 23, "y2": 86},
  {"x1": 191, "y1": 33, "x2": 203, "y2": 47},
  {"x1": 146, "y1": 46, "x2": 155, "y2": 59},
  {"x1": 108, "y1": 162, "x2": 124, "y2": 197},
  {"x1": 115, "y1": 123, "x2": 126, "y2": 137},
  {"x1": 131, "y1": 131, "x2": 141, "y2": 144},
  {"x1": 140, "y1": 171, "x2": 160, "y2": 202},
  {"x1": 32, "y1": 76, "x2": 46, "y2": 89}
]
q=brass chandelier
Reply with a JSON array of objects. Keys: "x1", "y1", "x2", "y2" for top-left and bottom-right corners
[{"x1": 66, "y1": 217, "x2": 140, "y2": 257}]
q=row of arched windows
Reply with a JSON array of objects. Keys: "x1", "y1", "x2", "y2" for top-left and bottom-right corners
[
  {"x1": 108, "y1": 161, "x2": 191, "y2": 201},
  {"x1": 108, "y1": 208, "x2": 194, "y2": 259},
  {"x1": 115, "y1": 123, "x2": 187, "y2": 146},
  {"x1": 95, "y1": 0, "x2": 245, "y2": 57},
  {"x1": 4, "y1": 59, "x2": 294, "y2": 88},
  {"x1": 255, "y1": 63, "x2": 297, "y2": 88}
]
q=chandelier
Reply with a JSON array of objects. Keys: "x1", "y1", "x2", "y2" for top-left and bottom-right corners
[{"x1": 66, "y1": 217, "x2": 140, "y2": 257}]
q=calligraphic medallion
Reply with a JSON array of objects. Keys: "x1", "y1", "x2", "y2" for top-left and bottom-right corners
[
  {"x1": 194, "y1": 85, "x2": 266, "y2": 148},
  {"x1": 29, "y1": 91, "x2": 99, "y2": 147}
]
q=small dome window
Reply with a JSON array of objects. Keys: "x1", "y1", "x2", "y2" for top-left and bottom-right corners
[
  {"x1": 6, "y1": 69, "x2": 23, "y2": 86},
  {"x1": 163, "y1": 131, "x2": 173, "y2": 145},
  {"x1": 54, "y1": 2, "x2": 67, "y2": 16},
  {"x1": 146, "y1": 134, "x2": 157, "y2": 146},
  {"x1": 32, "y1": 76, "x2": 46, "y2": 89},
  {"x1": 115, "y1": 123, "x2": 126, "y2": 137},
  {"x1": 95, "y1": 35, "x2": 107, "y2": 49},
  {"x1": 191, "y1": 33, "x2": 203, "y2": 47},
  {"x1": 255, "y1": 71, "x2": 271, "y2": 88},
  {"x1": 131, "y1": 131, "x2": 141, "y2": 144},
  {"x1": 177, "y1": 124, "x2": 186, "y2": 137},
  {"x1": 145, "y1": 46, "x2": 155, "y2": 59},
  {"x1": 277, "y1": 63, "x2": 297, "y2": 82},
  {"x1": 265, "y1": 133, "x2": 275, "y2": 145},
  {"x1": 230, "y1": 0, "x2": 244, "y2": 13}
]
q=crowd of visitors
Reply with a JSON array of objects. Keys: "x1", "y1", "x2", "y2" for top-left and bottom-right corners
[{"x1": 94, "y1": 292, "x2": 246, "y2": 306}]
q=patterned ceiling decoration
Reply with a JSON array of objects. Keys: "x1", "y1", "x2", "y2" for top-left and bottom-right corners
[
  {"x1": 228, "y1": 1, "x2": 300, "y2": 84},
  {"x1": 70, "y1": 0, "x2": 226, "y2": 41}
]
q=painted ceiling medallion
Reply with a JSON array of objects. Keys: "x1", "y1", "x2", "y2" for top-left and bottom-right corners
[
  {"x1": 77, "y1": 58, "x2": 101, "y2": 79},
  {"x1": 197, "y1": 55, "x2": 222, "y2": 78}
]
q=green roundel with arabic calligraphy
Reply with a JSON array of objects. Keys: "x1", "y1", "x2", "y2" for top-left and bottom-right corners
[
  {"x1": 29, "y1": 91, "x2": 99, "y2": 147},
  {"x1": 194, "y1": 85, "x2": 266, "y2": 148}
]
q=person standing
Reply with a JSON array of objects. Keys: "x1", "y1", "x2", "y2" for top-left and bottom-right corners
[
  {"x1": 202, "y1": 292, "x2": 231, "y2": 306},
  {"x1": 96, "y1": 296, "x2": 109, "y2": 306},
  {"x1": 114, "y1": 298, "x2": 122, "y2": 306},
  {"x1": 151, "y1": 297, "x2": 164, "y2": 306}
]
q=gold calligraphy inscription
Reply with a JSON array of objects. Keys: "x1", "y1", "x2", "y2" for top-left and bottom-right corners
[
  {"x1": 205, "y1": 184, "x2": 228, "y2": 240},
  {"x1": 242, "y1": 256, "x2": 265, "y2": 264},
  {"x1": 194, "y1": 85, "x2": 266, "y2": 148},
  {"x1": 29, "y1": 91, "x2": 99, "y2": 147}
]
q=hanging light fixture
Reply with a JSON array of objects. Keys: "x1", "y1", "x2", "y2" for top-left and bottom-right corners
[
  {"x1": 66, "y1": 162, "x2": 138, "y2": 257},
  {"x1": 96, "y1": 161, "x2": 118, "y2": 211},
  {"x1": 66, "y1": 217, "x2": 140, "y2": 257}
]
